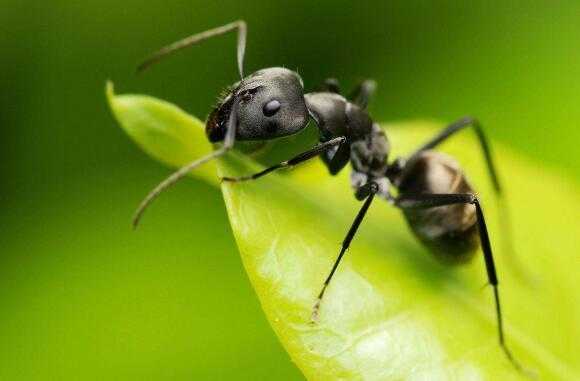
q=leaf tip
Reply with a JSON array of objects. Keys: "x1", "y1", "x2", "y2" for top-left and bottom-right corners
[
  {"x1": 105, "y1": 80, "x2": 115, "y2": 98},
  {"x1": 105, "y1": 80, "x2": 118, "y2": 115}
]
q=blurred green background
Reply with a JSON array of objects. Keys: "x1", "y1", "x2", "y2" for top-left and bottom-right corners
[{"x1": 1, "y1": 1, "x2": 579, "y2": 379}]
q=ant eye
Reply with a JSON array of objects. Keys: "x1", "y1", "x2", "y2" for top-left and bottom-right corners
[{"x1": 263, "y1": 99, "x2": 281, "y2": 117}]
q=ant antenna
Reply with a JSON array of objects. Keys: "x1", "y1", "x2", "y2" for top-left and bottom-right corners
[
  {"x1": 132, "y1": 100, "x2": 239, "y2": 228},
  {"x1": 137, "y1": 20, "x2": 247, "y2": 79},
  {"x1": 132, "y1": 21, "x2": 248, "y2": 228}
]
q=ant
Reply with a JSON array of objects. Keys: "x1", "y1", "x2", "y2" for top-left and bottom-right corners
[{"x1": 134, "y1": 20, "x2": 527, "y2": 374}]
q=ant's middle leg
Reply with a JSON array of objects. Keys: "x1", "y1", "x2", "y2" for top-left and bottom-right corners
[
  {"x1": 348, "y1": 79, "x2": 376, "y2": 110},
  {"x1": 317, "y1": 78, "x2": 376, "y2": 110},
  {"x1": 318, "y1": 78, "x2": 341, "y2": 93},
  {"x1": 221, "y1": 136, "x2": 346, "y2": 183},
  {"x1": 311, "y1": 181, "x2": 379, "y2": 322}
]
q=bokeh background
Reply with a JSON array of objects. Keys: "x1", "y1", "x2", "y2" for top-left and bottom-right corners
[{"x1": 1, "y1": 1, "x2": 579, "y2": 379}]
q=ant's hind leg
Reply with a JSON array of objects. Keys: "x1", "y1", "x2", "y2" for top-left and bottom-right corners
[
  {"x1": 221, "y1": 136, "x2": 346, "y2": 183},
  {"x1": 406, "y1": 117, "x2": 500, "y2": 193},
  {"x1": 405, "y1": 117, "x2": 533, "y2": 284},
  {"x1": 395, "y1": 193, "x2": 531, "y2": 375}
]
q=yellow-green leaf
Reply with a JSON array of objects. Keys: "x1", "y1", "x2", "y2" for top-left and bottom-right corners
[{"x1": 107, "y1": 84, "x2": 579, "y2": 380}]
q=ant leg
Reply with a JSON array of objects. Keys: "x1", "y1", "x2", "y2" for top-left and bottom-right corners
[
  {"x1": 320, "y1": 140, "x2": 351, "y2": 175},
  {"x1": 407, "y1": 117, "x2": 500, "y2": 193},
  {"x1": 348, "y1": 79, "x2": 376, "y2": 110},
  {"x1": 395, "y1": 193, "x2": 526, "y2": 373},
  {"x1": 138, "y1": 20, "x2": 247, "y2": 79},
  {"x1": 311, "y1": 181, "x2": 379, "y2": 322},
  {"x1": 317, "y1": 78, "x2": 341, "y2": 93},
  {"x1": 406, "y1": 117, "x2": 531, "y2": 282},
  {"x1": 221, "y1": 136, "x2": 346, "y2": 183}
]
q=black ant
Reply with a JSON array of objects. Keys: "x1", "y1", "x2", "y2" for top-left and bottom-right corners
[{"x1": 134, "y1": 20, "x2": 527, "y2": 374}]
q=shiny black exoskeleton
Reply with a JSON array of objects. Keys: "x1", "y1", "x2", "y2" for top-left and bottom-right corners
[{"x1": 133, "y1": 21, "x2": 526, "y2": 374}]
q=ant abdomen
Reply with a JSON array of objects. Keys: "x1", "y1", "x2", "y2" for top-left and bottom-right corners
[{"x1": 397, "y1": 151, "x2": 479, "y2": 263}]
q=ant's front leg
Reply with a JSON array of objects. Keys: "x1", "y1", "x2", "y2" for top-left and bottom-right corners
[{"x1": 221, "y1": 136, "x2": 346, "y2": 183}]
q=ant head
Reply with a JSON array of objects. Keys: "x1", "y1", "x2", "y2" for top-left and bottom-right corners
[{"x1": 206, "y1": 67, "x2": 309, "y2": 142}]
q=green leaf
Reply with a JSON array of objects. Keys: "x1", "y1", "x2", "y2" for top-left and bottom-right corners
[
  {"x1": 107, "y1": 83, "x2": 579, "y2": 380},
  {"x1": 106, "y1": 81, "x2": 216, "y2": 185}
]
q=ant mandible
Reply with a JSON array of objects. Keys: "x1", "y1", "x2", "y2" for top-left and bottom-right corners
[{"x1": 133, "y1": 20, "x2": 525, "y2": 373}]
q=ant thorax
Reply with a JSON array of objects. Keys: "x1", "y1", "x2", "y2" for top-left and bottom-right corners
[{"x1": 349, "y1": 123, "x2": 390, "y2": 178}]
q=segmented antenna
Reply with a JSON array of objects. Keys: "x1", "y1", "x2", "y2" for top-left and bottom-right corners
[
  {"x1": 137, "y1": 20, "x2": 247, "y2": 79},
  {"x1": 132, "y1": 99, "x2": 239, "y2": 228}
]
